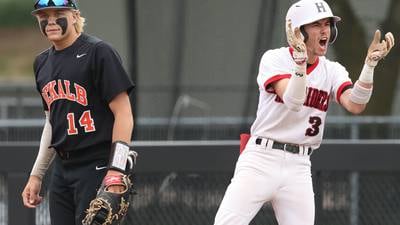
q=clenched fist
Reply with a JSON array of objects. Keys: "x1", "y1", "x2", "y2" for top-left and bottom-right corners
[
  {"x1": 365, "y1": 30, "x2": 395, "y2": 67},
  {"x1": 21, "y1": 175, "x2": 43, "y2": 208}
]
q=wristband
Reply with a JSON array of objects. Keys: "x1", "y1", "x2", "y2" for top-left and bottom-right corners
[
  {"x1": 108, "y1": 141, "x2": 130, "y2": 173},
  {"x1": 358, "y1": 63, "x2": 375, "y2": 84},
  {"x1": 350, "y1": 81, "x2": 373, "y2": 104}
]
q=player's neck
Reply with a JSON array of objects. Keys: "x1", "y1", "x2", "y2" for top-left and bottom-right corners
[
  {"x1": 52, "y1": 32, "x2": 81, "y2": 51},
  {"x1": 307, "y1": 55, "x2": 318, "y2": 64}
]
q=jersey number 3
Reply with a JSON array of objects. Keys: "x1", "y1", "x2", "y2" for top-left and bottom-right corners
[
  {"x1": 67, "y1": 110, "x2": 96, "y2": 135},
  {"x1": 305, "y1": 116, "x2": 321, "y2": 136}
]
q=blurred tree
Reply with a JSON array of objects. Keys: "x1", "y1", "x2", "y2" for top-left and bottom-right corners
[
  {"x1": 330, "y1": 0, "x2": 366, "y2": 82},
  {"x1": 0, "y1": 0, "x2": 35, "y2": 27},
  {"x1": 331, "y1": 0, "x2": 399, "y2": 115},
  {"x1": 368, "y1": 0, "x2": 400, "y2": 115},
  {"x1": 0, "y1": 0, "x2": 48, "y2": 79}
]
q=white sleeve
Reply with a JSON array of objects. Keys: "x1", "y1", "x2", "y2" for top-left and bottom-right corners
[
  {"x1": 257, "y1": 49, "x2": 292, "y2": 92},
  {"x1": 30, "y1": 111, "x2": 55, "y2": 180},
  {"x1": 329, "y1": 62, "x2": 353, "y2": 103}
]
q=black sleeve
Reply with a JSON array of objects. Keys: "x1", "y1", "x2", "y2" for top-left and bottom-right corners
[
  {"x1": 33, "y1": 55, "x2": 49, "y2": 111},
  {"x1": 341, "y1": 84, "x2": 353, "y2": 94},
  {"x1": 92, "y1": 41, "x2": 135, "y2": 103}
]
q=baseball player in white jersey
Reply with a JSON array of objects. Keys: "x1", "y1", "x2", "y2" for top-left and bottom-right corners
[{"x1": 214, "y1": 0, "x2": 395, "y2": 225}]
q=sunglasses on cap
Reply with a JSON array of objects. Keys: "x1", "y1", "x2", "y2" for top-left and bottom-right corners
[{"x1": 32, "y1": 0, "x2": 78, "y2": 14}]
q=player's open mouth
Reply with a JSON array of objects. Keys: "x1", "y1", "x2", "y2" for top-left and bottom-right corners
[{"x1": 319, "y1": 38, "x2": 328, "y2": 47}]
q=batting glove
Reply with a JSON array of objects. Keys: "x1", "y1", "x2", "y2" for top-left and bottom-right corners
[
  {"x1": 365, "y1": 30, "x2": 395, "y2": 67},
  {"x1": 286, "y1": 19, "x2": 307, "y2": 65}
]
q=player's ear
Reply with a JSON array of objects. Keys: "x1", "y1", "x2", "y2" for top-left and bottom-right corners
[{"x1": 71, "y1": 10, "x2": 79, "y2": 24}]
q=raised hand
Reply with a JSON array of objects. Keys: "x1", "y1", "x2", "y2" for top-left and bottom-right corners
[
  {"x1": 286, "y1": 19, "x2": 307, "y2": 65},
  {"x1": 365, "y1": 30, "x2": 395, "y2": 67}
]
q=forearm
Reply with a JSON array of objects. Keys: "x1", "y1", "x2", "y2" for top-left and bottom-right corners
[
  {"x1": 107, "y1": 92, "x2": 134, "y2": 174},
  {"x1": 358, "y1": 64, "x2": 374, "y2": 86},
  {"x1": 30, "y1": 111, "x2": 55, "y2": 180},
  {"x1": 106, "y1": 113, "x2": 133, "y2": 174},
  {"x1": 283, "y1": 20, "x2": 308, "y2": 112},
  {"x1": 349, "y1": 63, "x2": 375, "y2": 106},
  {"x1": 282, "y1": 63, "x2": 307, "y2": 111},
  {"x1": 112, "y1": 111, "x2": 134, "y2": 143},
  {"x1": 343, "y1": 63, "x2": 374, "y2": 113}
]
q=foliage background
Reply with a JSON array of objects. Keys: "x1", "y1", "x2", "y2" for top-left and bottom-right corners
[{"x1": 0, "y1": 0, "x2": 48, "y2": 80}]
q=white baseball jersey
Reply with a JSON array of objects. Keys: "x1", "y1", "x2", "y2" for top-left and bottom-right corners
[{"x1": 250, "y1": 47, "x2": 352, "y2": 149}]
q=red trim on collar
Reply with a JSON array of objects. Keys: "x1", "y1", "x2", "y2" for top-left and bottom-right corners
[{"x1": 307, "y1": 57, "x2": 319, "y2": 74}]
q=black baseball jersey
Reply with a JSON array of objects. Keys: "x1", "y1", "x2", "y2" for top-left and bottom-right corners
[{"x1": 34, "y1": 34, "x2": 134, "y2": 152}]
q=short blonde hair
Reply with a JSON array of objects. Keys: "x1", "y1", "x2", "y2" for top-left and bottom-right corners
[{"x1": 74, "y1": 11, "x2": 86, "y2": 33}]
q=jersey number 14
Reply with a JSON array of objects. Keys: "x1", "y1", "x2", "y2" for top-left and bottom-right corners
[{"x1": 67, "y1": 110, "x2": 96, "y2": 135}]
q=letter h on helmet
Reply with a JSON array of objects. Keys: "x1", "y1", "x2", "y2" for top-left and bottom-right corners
[{"x1": 286, "y1": 0, "x2": 341, "y2": 44}]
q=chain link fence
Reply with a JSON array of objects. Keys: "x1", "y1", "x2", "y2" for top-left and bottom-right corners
[
  {"x1": 2, "y1": 116, "x2": 400, "y2": 142},
  {"x1": 1, "y1": 85, "x2": 400, "y2": 142},
  {"x1": 0, "y1": 174, "x2": 7, "y2": 225},
  {"x1": 12, "y1": 171, "x2": 395, "y2": 225}
]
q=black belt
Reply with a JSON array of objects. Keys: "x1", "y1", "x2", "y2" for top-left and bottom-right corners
[
  {"x1": 255, "y1": 138, "x2": 313, "y2": 155},
  {"x1": 56, "y1": 149, "x2": 84, "y2": 160},
  {"x1": 55, "y1": 142, "x2": 111, "y2": 161}
]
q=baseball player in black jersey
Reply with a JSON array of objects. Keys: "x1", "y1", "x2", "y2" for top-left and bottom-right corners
[{"x1": 21, "y1": 1, "x2": 136, "y2": 224}]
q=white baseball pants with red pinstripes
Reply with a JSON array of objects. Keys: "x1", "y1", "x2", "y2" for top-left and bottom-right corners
[{"x1": 214, "y1": 136, "x2": 315, "y2": 225}]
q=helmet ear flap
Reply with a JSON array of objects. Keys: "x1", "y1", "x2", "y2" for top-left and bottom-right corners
[
  {"x1": 329, "y1": 21, "x2": 338, "y2": 44},
  {"x1": 300, "y1": 26, "x2": 308, "y2": 43}
]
